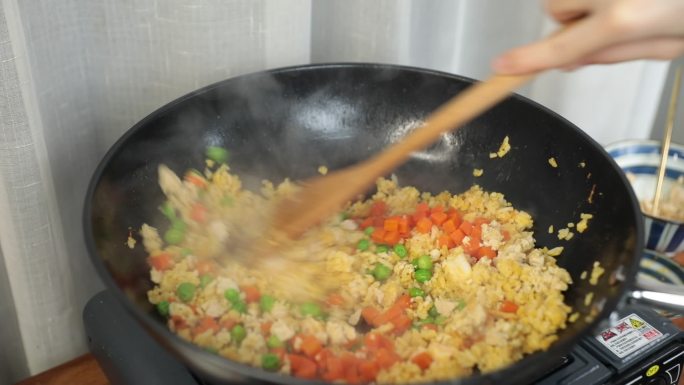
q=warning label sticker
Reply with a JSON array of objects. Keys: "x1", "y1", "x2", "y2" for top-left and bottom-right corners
[{"x1": 595, "y1": 313, "x2": 664, "y2": 358}]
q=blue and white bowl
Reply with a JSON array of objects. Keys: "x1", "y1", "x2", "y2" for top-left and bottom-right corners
[
  {"x1": 638, "y1": 249, "x2": 684, "y2": 285},
  {"x1": 605, "y1": 139, "x2": 684, "y2": 255}
]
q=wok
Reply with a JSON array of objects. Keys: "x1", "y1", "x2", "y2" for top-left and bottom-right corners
[{"x1": 85, "y1": 63, "x2": 654, "y2": 384}]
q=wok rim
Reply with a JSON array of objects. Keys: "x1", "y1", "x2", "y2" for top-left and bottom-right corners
[{"x1": 83, "y1": 62, "x2": 644, "y2": 385}]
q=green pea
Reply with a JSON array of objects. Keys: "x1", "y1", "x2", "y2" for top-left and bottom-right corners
[
  {"x1": 266, "y1": 335, "x2": 283, "y2": 349},
  {"x1": 171, "y1": 220, "x2": 187, "y2": 232},
  {"x1": 164, "y1": 228, "x2": 185, "y2": 245},
  {"x1": 300, "y1": 302, "x2": 323, "y2": 318},
  {"x1": 261, "y1": 353, "x2": 281, "y2": 372},
  {"x1": 414, "y1": 268, "x2": 432, "y2": 283},
  {"x1": 408, "y1": 287, "x2": 425, "y2": 298},
  {"x1": 416, "y1": 255, "x2": 433, "y2": 270},
  {"x1": 199, "y1": 274, "x2": 213, "y2": 289},
  {"x1": 364, "y1": 226, "x2": 375, "y2": 236},
  {"x1": 456, "y1": 299, "x2": 466, "y2": 311},
  {"x1": 156, "y1": 300, "x2": 170, "y2": 317},
  {"x1": 221, "y1": 196, "x2": 234, "y2": 207},
  {"x1": 372, "y1": 263, "x2": 392, "y2": 281},
  {"x1": 260, "y1": 295, "x2": 276, "y2": 313},
  {"x1": 376, "y1": 244, "x2": 389, "y2": 253},
  {"x1": 206, "y1": 146, "x2": 229, "y2": 164},
  {"x1": 180, "y1": 248, "x2": 193, "y2": 256},
  {"x1": 177, "y1": 282, "x2": 196, "y2": 302},
  {"x1": 428, "y1": 305, "x2": 440, "y2": 318},
  {"x1": 393, "y1": 244, "x2": 408, "y2": 258},
  {"x1": 232, "y1": 301, "x2": 247, "y2": 314},
  {"x1": 357, "y1": 239, "x2": 370, "y2": 251},
  {"x1": 415, "y1": 317, "x2": 434, "y2": 327},
  {"x1": 160, "y1": 201, "x2": 176, "y2": 220},
  {"x1": 434, "y1": 315, "x2": 447, "y2": 325},
  {"x1": 224, "y1": 288, "x2": 241, "y2": 303},
  {"x1": 339, "y1": 212, "x2": 350, "y2": 221},
  {"x1": 231, "y1": 324, "x2": 246, "y2": 344}
]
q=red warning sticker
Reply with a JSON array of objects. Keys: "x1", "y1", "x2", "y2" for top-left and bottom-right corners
[{"x1": 595, "y1": 313, "x2": 664, "y2": 358}]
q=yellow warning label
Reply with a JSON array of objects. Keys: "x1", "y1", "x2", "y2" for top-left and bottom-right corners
[
  {"x1": 629, "y1": 317, "x2": 645, "y2": 329},
  {"x1": 646, "y1": 364, "x2": 659, "y2": 377}
]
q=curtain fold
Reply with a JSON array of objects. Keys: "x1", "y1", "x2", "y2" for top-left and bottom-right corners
[{"x1": 0, "y1": 1, "x2": 671, "y2": 382}]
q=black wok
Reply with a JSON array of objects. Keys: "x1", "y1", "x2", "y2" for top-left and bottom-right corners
[{"x1": 84, "y1": 63, "x2": 643, "y2": 385}]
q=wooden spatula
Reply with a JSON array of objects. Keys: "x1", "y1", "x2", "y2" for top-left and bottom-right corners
[{"x1": 269, "y1": 72, "x2": 535, "y2": 240}]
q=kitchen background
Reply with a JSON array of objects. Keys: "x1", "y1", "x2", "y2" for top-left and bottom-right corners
[{"x1": 0, "y1": 1, "x2": 681, "y2": 384}]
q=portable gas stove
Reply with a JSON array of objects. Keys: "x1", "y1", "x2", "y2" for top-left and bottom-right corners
[{"x1": 84, "y1": 290, "x2": 684, "y2": 385}]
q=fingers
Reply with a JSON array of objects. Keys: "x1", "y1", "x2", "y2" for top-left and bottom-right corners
[
  {"x1": 544, "y1": 0, "x2": 596, "y2": 22},
  {"x1": 578, "y1": 37, "x2": 684, "y2": 65},
  {"x1": 492, "y1": 18, "x2": 615, "y2": 75}
]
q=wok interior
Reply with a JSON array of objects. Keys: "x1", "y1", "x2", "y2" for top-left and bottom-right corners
[{"x1": 87, "y1": 64, "x2": 640, "y2": 383}]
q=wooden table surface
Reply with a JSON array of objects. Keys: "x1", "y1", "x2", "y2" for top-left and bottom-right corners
[{"x1": 16, "y1": 318, "x2": 684, "y2": 385}]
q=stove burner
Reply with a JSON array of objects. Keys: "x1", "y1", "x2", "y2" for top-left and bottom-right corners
[{"x1": 83, "y1": 291, "x2": 684, "y2": 385}]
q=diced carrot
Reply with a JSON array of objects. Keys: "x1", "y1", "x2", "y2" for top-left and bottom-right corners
[
  {"x1": 326, "y1": 293, "x2": 345, "y2": 307},
  {"x1": 459, "y1": 221, "x2": 473, "y2": 235},
  {"x1": 374, "y1": 307, "x2": 402, "y2": 327},
  {"x1": 314, "y1": 348, "x2": 332, "y2": 367},
  {"x1": 341, "y1": 353, "x2": 362, "y2": 385},
  {"x1": 184, "y1": 173, "x2": 206, "y2": 188},
  {"x1": 502, "y1": 230, "x2": 511, "y2": 241},
  {"x1": 449, "y1": 229, "x2": 466, "y2": 245},
  {"x1": 220, "y1": 319, "x2": 237, "y2": 330},
  {"x1": 430, "y1": 211, "x2": 448, "y2": 225},
  {"x1": 359, "y1": 217, "x2": 374, "y2": 229},
  {"x1": 288, "y1": 354, "x2": 318, "y2": 379},
  {"x1": 437, "y1": 234, "x2": 454, "y2": 248},
  {"x1": 431, "y1": 205, "x2": 444, "y2": 213},
  {"x1": 148, "y1": 253, "x2": 173, "y2": 271},
  {"x1": 411, "y1": 352, "x2": 433, "y2": 370},
  {"x1": 500, "y1": 300, "x2": 519, "y2": 313},
  {"x1": 477, "y1": 246, "x2": 497, "y2": 260},
  {"x1": 415, "y1": 217, "x2": 433, "y2": 234},
  {"x1": 364, "y1": 333, "x2": 394, "y2": 351},
  {"x1": 384, "y1": 217, "x2": 399, "y2": 232},
  {"x1": 358, "y1": 360, "x2": 380, "y2": 382},
  {"x1": 190, "y1": 203, "x2": 207, "y2": 223},
  {"x1": 415, "y1": 202, "x2": 430, "y2": 214},
  {"x1": 299, "y1": 335, "x2": 323, "y2": 358},
  {"x1": 372, "y1": 216, "x2": 385, "y2": 228},
  {"x1": 391, "y1": 314, "x2": 412, "y2": 335},
  {"x1": 474, "y1": 217, "x2": 490, "y2": 227},
  {"x1": 371, "y1": 228, "x2": 386, "y2": 243},
  {"x1": 398, "y1": 216, "x2": 410, "y2": 233},
  {"x1": 322, "y1": 355, "x2": 344, "y2": 381},
  {"x1": 240, "y1": 285, "x2": 261, "y2": 303},
  {"x1": 195, "y1": 259, "x2": 215, "y2": 274},
  {"x1": 191, "y1": 316, "x2": 219, "y2": 336},
  {"x1": 362, "y1": 306, "x2": 382, "y2": 326},
  {"x1": 270, "y1": 347, "x2": 286, "y2": 361},
  {"x1": 423, "y1": 323, "x2": 438, "y2": 332},
  {"x1": 375, "y1": 348, "x2": 399, "y2": 369},
  {"x1": 171, "y1": 315, "x2": 188, "y2": 330},
  {"x1": 383, "y1": 230, "x2": 401, "y2": 245},
  {"x1": 370, "y1": 201, "x2": 387, "y2": 216},
  {"x1": 394, "y1": 294, "x2": 411, "y2": 309},
  {"x1": 260, "y1": 322, "x2": 272, "y2": 335},
  {"x1": 471, "y1": 225, "x2": 482, "y2": 240},
  {"x1": 441, "y1": 219, "x2": 457, "y2": 234},
  {"x1": 447, "y1": 208, "x2": 461, "y2": 223},
  {"x1": 463, "y1": 237, "x2": 481, "y2": 255}
]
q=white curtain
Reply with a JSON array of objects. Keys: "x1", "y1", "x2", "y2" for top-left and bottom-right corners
[{"x1": 0, "y1": 0, "x2": 670, "y2": 383}]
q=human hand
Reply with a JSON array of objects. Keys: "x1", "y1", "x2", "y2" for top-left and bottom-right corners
[{"x1": 492, "y1": 0, "x2": 684, "y2": 75}]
